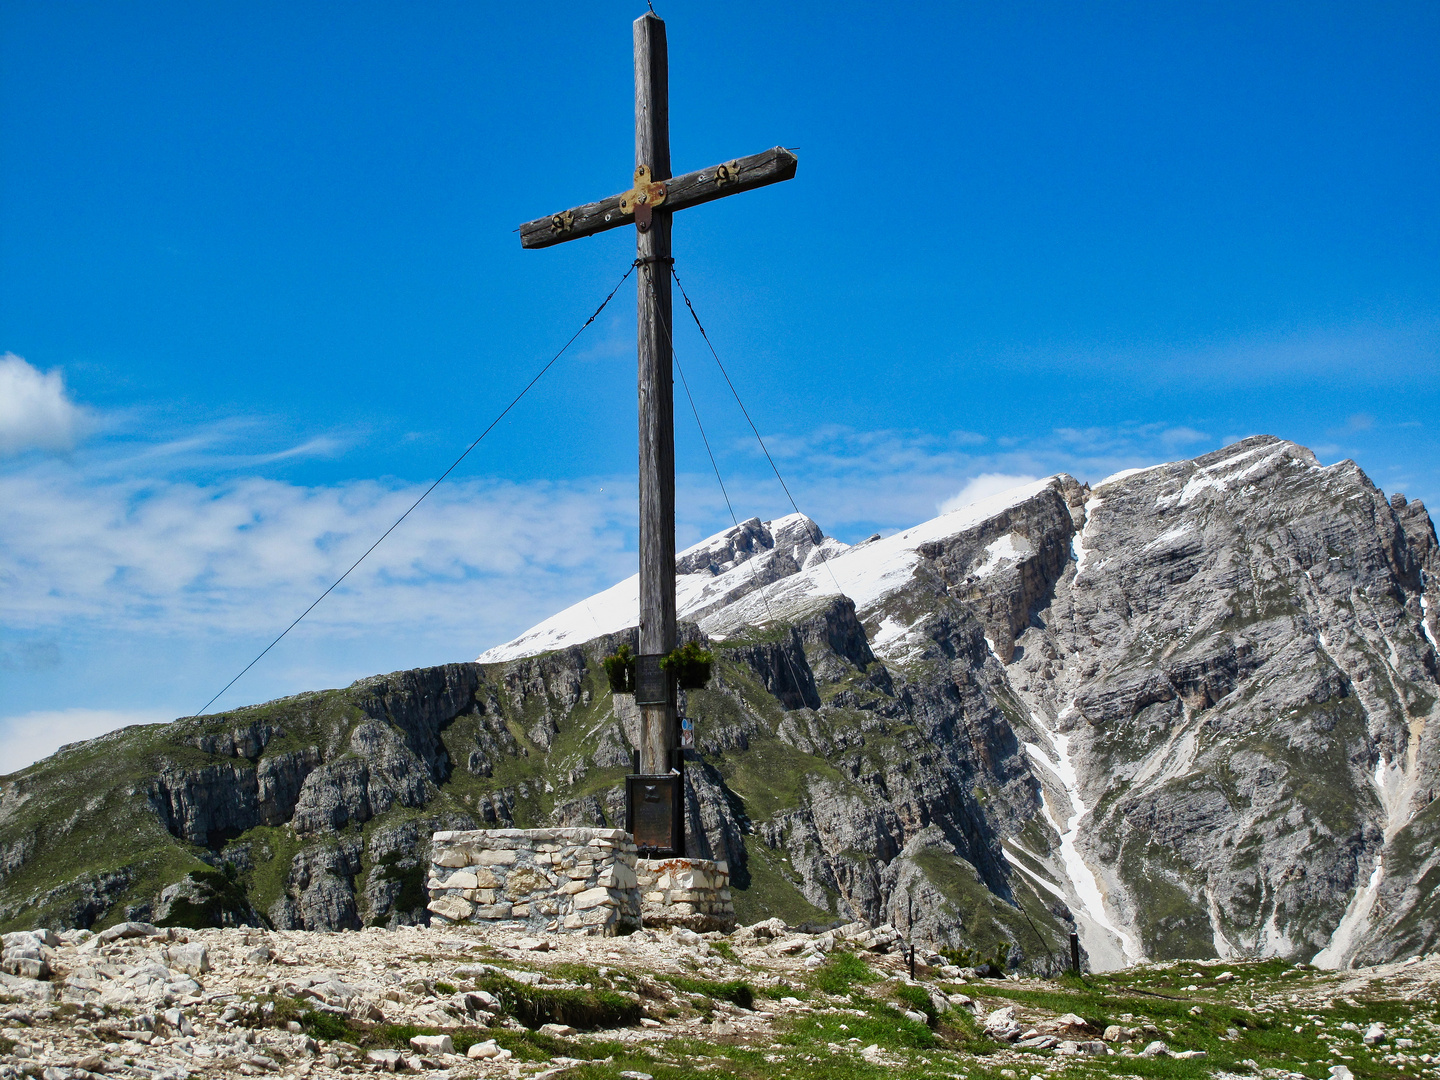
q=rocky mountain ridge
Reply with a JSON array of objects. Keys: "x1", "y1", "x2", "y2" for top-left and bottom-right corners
[{"x1": 2, "y1": 435, "x2": 1436, "y2": 972}]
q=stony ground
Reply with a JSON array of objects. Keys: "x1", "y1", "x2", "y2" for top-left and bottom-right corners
[{"x1": 3, "y1": 920, "x2": 1439, "y2": 1080}]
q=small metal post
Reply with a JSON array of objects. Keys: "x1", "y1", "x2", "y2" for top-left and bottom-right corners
[
  {"x1": 1069, "y1": 931, "x2": 1081, "y2": 975},
  {"x1": 907, "y1": 893, "x2": 916, "y2": 979}
]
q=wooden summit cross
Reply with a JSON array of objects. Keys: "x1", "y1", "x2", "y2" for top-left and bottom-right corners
[{"x1": 517, "y1": 12, "x2": 796, "y2": 855}]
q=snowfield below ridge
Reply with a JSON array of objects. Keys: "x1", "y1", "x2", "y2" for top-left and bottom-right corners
[{"x1": 478, "y1": 476, "x2": 1061, "y2": 664}]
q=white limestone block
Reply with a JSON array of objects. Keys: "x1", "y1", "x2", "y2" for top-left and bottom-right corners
[
  {"x1": 428, "y1": 895, "x2": 475, "y2": 922},
  {"x1": 574, "y1": 887, "x2": 618, "y2": 911}
]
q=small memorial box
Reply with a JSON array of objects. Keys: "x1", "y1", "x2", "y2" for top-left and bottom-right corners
[{"x1": 625, "y1": 774, "x2": 682, "y2": 856}]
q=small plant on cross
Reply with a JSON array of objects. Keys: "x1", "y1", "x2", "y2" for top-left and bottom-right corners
[
  {"x1": 661, "y1": 641, "x2": 714, "y2": 690},
  {"x1": 603, "y1": 644, "x2": 637, "y2": 694}
]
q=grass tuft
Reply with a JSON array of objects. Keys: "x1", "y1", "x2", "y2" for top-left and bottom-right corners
[
  {"x1": 661, "y1": 976, "x2": 755, "y2": 1011},
  {"x1": 478, "y1": 973, "x2": 641, "y2": 1031},
  {"x1": 810, "y1": 951, "x2": 877, "y2": 996},
  {"x1": 893, "y1": 982, "x2": 937, "y2": 1024}
]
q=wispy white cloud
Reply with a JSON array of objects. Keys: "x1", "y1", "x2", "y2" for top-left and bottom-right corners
[
  {"x1": 1013, "y1": 318, "x2": 1440, "y2": 386},
  {"x1": 0, "y1": 708, "x2": 171, "y2": 776},
  {"x1": 0, "y1": 462, "x2": 635, "y2": 640},
  {"x1": 711, "y1": 426, "x2": 1008, "y2": 533},
  {"x1": 1158, "y1": 426, "x2": 1211, "y2": 451},
  {"x1": 688, "y1": 421, "x2": 1227, "y2": 539},
  {"x1": 0, "y1": 353, "x2": 91, "y2": 457},
  {"x1": 938, "y1": 473, "x2": 1041, "y2": 515},
  {"x1": 96, "y1": 422, "x2": 346, "y2": 473},
  {"x1": 0, "y1": 409, "x2": 1239, "y2": 680},
  {"x1": 0, "y1": 639, "x2": 61, "y2": 673},
  {"x1": 1051, "y1": 422, "x2": 1209, "y2": 460},
  {"x1": 1345, "y1": 413, "x2": 1374, "y2": 432}
]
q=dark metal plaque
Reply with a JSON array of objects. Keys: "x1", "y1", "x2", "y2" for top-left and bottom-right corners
[
  {"x1": 626, "y1": 774, "x2": 682, "y2": 855},
  {"x1": 634, "y1": 653, "x2": 671, "y2": 705}
]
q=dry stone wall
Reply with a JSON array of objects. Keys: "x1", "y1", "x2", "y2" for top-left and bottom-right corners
[
  {"x1": 426, "y1": 828, "x2": 640, "y2": 936},
  {"x1": 637, "y1": 857, "x2": 734, "y2": 932}
]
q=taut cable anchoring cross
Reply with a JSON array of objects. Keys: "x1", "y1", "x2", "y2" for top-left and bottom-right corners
[
  {"x1": 195, "y1": 263, "x2": 636, "y2": 717},
  {"x1": 670, "y1": 265, "x2": 851, "y2": 603},
  {"x1": 659, "y1": 284, "x2": 816, "y2": 709},
  {"x1": 517, "y1": 11, "x2": 796, "y2": 856}
]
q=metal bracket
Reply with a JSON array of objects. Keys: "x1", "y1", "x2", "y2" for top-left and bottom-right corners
[
  {"x1": 619, "y1": 165, "x2": 668, "y2": 231},
  {"x1": 549, "y1": 209, "x2": 574, "y2": 235},
  {"x1": 713, "y1": 160, "x2": 742, "y2": 187}
]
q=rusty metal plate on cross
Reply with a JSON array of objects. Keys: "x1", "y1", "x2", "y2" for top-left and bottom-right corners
[
  {"x1": 619, "y1": 165, "x2": 667, "y2": 234},
  {"x1": 626, "y1": 774, "x2": 682, "y2": 855},
  {"x1": 634, "y1": 653, "x2": 670, "y2": 704}
]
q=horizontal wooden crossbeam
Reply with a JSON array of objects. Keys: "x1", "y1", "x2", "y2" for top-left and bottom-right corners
[{"x1": 519, "y1": 146, "x2": 798, "y2": 249}]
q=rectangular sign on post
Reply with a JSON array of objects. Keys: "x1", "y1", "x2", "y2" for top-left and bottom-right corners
[
  {"x1": 635, "y1": 653, "x2": 670, "y2": 705},
  {"x1": 680, "y1": 716, "x2": 694, "y2": 749}
]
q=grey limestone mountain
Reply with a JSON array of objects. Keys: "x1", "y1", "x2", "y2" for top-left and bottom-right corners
[{"x1": 1, "y1": 435, "x2": 1436, "y2": 972}]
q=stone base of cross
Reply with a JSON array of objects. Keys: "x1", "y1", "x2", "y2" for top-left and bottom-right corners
[{"x1": 518, "y1": 13, "x2": 796, "y2": 855}]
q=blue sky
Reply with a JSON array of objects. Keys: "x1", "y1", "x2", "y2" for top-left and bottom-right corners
[{"x1": 2, "y1": 1, "x2": 1437, "y2": 771}]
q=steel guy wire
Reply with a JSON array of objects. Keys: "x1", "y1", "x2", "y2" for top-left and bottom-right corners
[
  {"x1": 196, "y1": 263, "x2": 637, "y2": 717},
  {"x1": 670, "y1": 265, "x2": 850, "y2": 602},
  {"x1": 667, "y1": 269, "x2": 1053, "y2": 930},
  {"x1": 644, "y1": 261, "x2": 814, "y2": 706}
]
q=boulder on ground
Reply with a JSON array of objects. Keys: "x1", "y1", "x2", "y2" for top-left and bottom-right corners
[
  {"x1": 409, "y1": 1033, "x2": 453, "y2": 1054},
  {"x1": 166, "y1": 943, "x2": 210, "y2": 975},
  {"x1": 98, "y1": 921, "x2": 161, "y2": 943}
]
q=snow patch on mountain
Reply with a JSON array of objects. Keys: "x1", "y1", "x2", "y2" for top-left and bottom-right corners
[
  {"x1": 1314, "y1": 757, "x2": 1398, "y2": 970},
  {"x1": 478, "y1": 512, "x2": 833, "y2": 663},
  {"x1": 481, "y1": 476, "x2": 1061, "y2": 663},
  {"x1": 973, "y1": 533, "x2": 1035, "y2": 578},
  {"x1": 1025, "y1": 710, "x2": 1142, "y2": 970},
  {"x1": 700, "y1": 477, "x2": 1061, "y2": 651}
]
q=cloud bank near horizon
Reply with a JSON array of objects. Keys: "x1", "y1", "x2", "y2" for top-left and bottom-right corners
[{"x1": 0, "y1": 708, "x2": 172, "y2": 776}]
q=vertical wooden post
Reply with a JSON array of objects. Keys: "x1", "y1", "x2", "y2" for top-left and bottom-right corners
[
  {"x1": 1069, "y1": 931, "x2": 1081, "y2": 975},
  {"x1": 634, "y1": 12, "x2": 676, "y2": 783}
]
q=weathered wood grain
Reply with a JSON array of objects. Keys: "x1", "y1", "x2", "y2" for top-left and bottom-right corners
[
  {"x1": 518, "y1": 146, "x2": 798, "y2": 249},
  {"x1": 634, "y1": 12, "x2": 677, "y2": 789}
]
